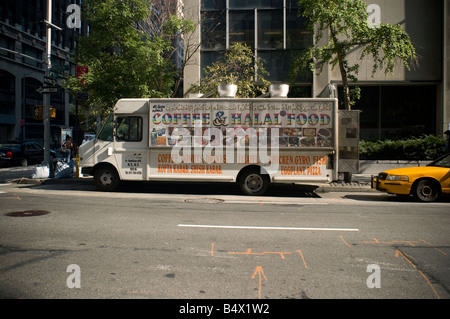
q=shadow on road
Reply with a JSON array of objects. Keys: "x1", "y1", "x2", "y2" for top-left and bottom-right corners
[
  {"x1": 121, "y1": 180, "x2": 321, "y2": 198},
  {"x1": 344, "y1": 193, "x2": 450, "y2": 203},
  {"x1": 34, "y1": 178, "x2": 322, "y2": 198}
]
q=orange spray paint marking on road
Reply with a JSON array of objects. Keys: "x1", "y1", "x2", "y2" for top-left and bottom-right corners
[
  {"x1": 395, "y1": 249, "x2": 440, "y2": 299},
  {"x1": 251, "y1": 266, "x2": 267, "y2": 299},
  {"x1": 362, "y1": 238, "x2": 419, "y2": 246},
  {"x1": 228, "y1": 249, "x2": 292, "y2": 259},
  {"x1": 297, "y1": 250, "x2": 308, "y2": 269},
  {"x1": 340, "y1": 235, "x2": 351, "y2": 248},
  {"x1": 421, "y1": 240, "x2": 447, "y2": 256}
]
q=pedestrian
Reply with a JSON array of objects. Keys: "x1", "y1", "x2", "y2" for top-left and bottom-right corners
[
  {"x1": 81, "y1": 136, "x2": 89, "y2": 145},
  {"x1": 62, "y1": 135, "x2": 73, "y2": 162}
]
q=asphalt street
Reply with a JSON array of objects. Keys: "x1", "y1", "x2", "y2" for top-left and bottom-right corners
[{"x1": 0, "y1": 165, "x2": 449, "y2": 304}]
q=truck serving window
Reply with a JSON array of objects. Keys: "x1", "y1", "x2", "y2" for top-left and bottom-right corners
[
  {"x1": 97, "y1": 114, "x2": 114, "y2": 141},
  {"x1": 116, "y1": 116, "x2": 143, "y2": 142}
]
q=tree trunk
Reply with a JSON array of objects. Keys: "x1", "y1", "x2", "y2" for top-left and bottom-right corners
[
  {"x1": 330, "y1": 27, "x2": 351, "y2": 110},
  {"x1": 338, "y1": 58, "x2": 351, "y2": 110}
]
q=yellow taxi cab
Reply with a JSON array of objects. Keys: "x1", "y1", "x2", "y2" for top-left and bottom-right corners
[{"x1": 371, "y1": 153, "x2": 450, "y2": 202}]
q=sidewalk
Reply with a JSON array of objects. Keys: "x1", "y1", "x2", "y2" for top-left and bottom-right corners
[
  {"x1": 313, "y1": 174, "x2": 375, "y2": 193},
  {"x1": 2, "y1": 171, "x2": 376, "y2": 193}
]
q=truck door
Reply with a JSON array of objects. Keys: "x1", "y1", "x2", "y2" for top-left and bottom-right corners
[
  {"x1": 113, "y1": 115, "x2": 147, "y2": 180},
  {"x1": 93, "y1": 113, "x2": 114, "y2": 161}
]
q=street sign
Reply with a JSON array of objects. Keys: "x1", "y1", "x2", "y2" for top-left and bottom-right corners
[
  {"x1": 44, "y1": 76, "x2": 57, "y2": 85},
  {"x1": 36, "y1": 86, "x2": 59, "y2": 94}
]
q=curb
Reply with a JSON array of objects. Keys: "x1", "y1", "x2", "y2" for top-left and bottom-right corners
[
  {"x1": 314, "y1": 183, "x2": 376, "y2": 193},
  {"x1": 8, "y1": 177, "x2": 45, "y2": 185},
  {"x1": 5, "y1": 177, "x2": 376, "y2": 193},
  {"x1": 5, "y1": 177, "x2": 92, "y2": 185}
]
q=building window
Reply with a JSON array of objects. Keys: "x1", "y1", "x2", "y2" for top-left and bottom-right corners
[
  {"x1": 0, "y1": 35, "x2": 15, "y2": 59},
  {"x1": 201, "y1": 0, "x2": 226, "y2": 10},
  {"x1": 229, "y1": 0, "x2": 283, "y2": 9},
  {"x1": 200, "y1": 2, "x2": 313, "y2": 86},
  {"x1": 257, "y1": 9, "x2": 283, "y2": 49},
  {"x1": 286, "y1": 7, "x2": 311, "y2": 49},
  {"x1": 0, "y1": 71, "x2": 15, "y2": 116},
  {"x1": 340, "y1": 85, "x2": 437, "y2": 141},
  {"x1": 22, "y1": 44, "x2": 43, "y2": 68},
  {"x1": 201, "y1": 10, "x2": 226, "y2": 50},
  {"x1": 200, "y1": 50, "x2": 221, "y2": 79},
  {"x1": 229, "y1": 10, "x2": 255, "y2": 47}
]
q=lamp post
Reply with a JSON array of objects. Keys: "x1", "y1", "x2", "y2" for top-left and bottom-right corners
[{"x1": 43, "y1": 0, "x2": 61, "y2": 165}]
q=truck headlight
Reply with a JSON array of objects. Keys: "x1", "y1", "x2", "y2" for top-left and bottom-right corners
[{"x1": 386, "y1": 175, "x2": 409, "y2": 182}]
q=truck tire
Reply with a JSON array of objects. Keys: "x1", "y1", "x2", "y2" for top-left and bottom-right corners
[
  {"x1": 413, "y1": 179, "x2": 439, "y2": 202},
  {"x1": 94, "y1": 165, "x2": 120, "y2": 191},
  {"x1": 239, "y1": 168, "x2": 270, "y2": 196}
]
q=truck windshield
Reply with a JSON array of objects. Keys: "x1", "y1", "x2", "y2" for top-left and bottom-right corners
[{"x1": 97, "y1": 114, "x2": 114, "y2": 141}]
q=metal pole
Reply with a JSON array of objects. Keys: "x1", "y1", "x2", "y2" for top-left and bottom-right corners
[{"x1": 43, "y1": 0, "x2": 52, "y2": 165}]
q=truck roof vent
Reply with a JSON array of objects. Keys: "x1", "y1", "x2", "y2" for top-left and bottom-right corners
[
  {"x1": 269, "y1": 84, "x2": 289, "y2": 98},
  {"x1": 218, "y1": 84, "x2": 237, "y2": 98}
]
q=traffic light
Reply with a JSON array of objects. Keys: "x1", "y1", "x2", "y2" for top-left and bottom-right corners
[{"x1": 33, "y1": 105, "x2": 56, "y2": 120}]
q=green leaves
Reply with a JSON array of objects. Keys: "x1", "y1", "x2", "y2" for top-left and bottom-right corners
[
  {"x1": 188, "y1": 43, "x2": 270, "y2": 98},
  {"x1": 360, "y1": 135, "x2": 446, "y2": 160},
  {"x1": 64, "y1": 0, "x2": 179, "y2": 121},
  {"x1": 292, "y1": 0, "x2": 416, "y2": 110}
]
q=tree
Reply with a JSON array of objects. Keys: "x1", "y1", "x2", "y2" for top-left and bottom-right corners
[
  {"x1": 188, "y1": 43, "x2": 270, "y2": 98},
  {"x1": 64, "y1": 0, "x2": 177, "y2": 128},
  {"x1": 137, "y1": 1, "x2": 196, "y2": 97},
  {"x1": 290, "y1": 0, "x2": 417, "y2": 110}
]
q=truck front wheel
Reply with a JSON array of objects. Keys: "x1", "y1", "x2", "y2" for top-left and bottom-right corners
[
  {"x1": 239, "y1": 168, "x2": 270, "y2": 196},
  {"x1": 94, "y1": 165, "x2": 120, "y2": 191}
]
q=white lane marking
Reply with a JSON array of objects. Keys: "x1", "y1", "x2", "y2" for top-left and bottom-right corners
[
  {"x1": 178, "y1": 224, "x2": 359, "y2": 232},
  {"x1": 224, "y1": 201, "x2": 327, "y2": 205}
]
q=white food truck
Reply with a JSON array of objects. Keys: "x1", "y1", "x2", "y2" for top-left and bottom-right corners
[{"x1": 79, "y1": 98, "x2": 339, "y2": 195}]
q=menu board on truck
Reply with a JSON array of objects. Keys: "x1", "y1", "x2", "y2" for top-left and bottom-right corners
[{"x1": 149, "y1": 99, "x2": 335, "y2": 149}]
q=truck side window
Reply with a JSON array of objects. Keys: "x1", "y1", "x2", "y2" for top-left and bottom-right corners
[
  {"x1": 116, "y1": 116, "x2": 143, "y2": 142},
  {"x1": 97, "y1": 114, "x2": 114, "y2": 141}
]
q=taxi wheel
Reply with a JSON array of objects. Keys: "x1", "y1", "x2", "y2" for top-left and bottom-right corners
[{"x1": 413, "y1": 179, "x2": 439, "y2": 202}]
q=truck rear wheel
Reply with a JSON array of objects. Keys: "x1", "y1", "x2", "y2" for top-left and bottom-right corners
[
  {"x1": 94, "y1": 165, "x2": 120, "y2": 191},
  {"x1": 239, "y1": 168, "x2": 270, "y2": 196}
]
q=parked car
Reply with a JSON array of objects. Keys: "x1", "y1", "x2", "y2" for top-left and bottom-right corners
[
  {"x1": 372, "y1": 153, "x2": 450, "y2": 202},
  {"x1": 0, "y1": 141, "x2": 55, "y2": 167}
]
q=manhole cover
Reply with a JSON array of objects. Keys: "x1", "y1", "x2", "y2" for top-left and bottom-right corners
[
  {"x1": 5, "y1": 210, "x2": 51, "y2": 217},
  {"x1": 184, "y1": 198, "x2": 224, "y2": 204}
]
